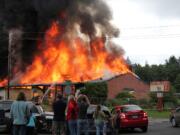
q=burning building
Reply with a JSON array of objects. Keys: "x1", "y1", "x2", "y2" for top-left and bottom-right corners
[{"x1": 0, "y1": 0, "x2": 131, "y2": 99}]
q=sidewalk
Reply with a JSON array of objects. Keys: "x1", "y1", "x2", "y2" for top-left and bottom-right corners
[{"x1": 149, "y1": 117, "x2": 169, "y2": 124}]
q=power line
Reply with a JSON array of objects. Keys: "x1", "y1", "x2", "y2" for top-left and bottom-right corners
[
  {"x1": 0, "y1": 24, "x2": 180, "y2": 34},
  {"x1": 120, "y1": 34, "x2": 180, "y2": 40},
  {"x1": 121, "y1": 24, "x2": 180, "y2": 30},
  {"x1": 0, "y1": 34, "x2": 179, "y2": 41}
]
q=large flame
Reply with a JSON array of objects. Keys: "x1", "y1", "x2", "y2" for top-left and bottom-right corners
[
  {"x1": 0, "y1": 79, "x2": 8, "y2": 87},
  {"x1": 1, "y1": 22, "x2": 130, "y2": 85}
]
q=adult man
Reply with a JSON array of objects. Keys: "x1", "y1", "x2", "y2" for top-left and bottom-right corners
[
  {"x1": 52, "y1": 94, "x2": 67, "y2": 135},
  {"x1": 77, "y1": 95, "x2": 90, "y2": 135}
]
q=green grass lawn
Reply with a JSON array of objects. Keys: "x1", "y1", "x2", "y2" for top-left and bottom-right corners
[{"x1": 145, "y1": 109, "x2": 170, "y2": 119}]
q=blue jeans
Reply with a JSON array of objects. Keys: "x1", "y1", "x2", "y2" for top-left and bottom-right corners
[
  {"x1": 77, "y1": 119, "x2": 89, "y2": 135},
  {"x1": 68, "y1": 120, "x2": 77, "y2": 135},
  {"x1": 13, "y1": 125, "x2": 26, "y2": 135},
  {"x1": 95, "y1": 121, "x2": 104, "y2": 135}
]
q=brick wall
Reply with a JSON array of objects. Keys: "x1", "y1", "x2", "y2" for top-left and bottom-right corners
[{"x1": 107, "y1": 73, "x2": 150, "y2": 99}]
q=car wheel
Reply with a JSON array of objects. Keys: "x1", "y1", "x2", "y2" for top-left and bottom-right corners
[
  {"x1": 141, "y1": 126, "x2": 148, "y2": 132},
  {"x1": 171, "y1": 118, "x2": 178, "y2": 127}
]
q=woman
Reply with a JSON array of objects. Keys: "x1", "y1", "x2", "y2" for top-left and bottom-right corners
[
  {"x1": 10, "y1": 92, "x2": 30, "y2": 135},
  {"x1": 27, "y1": 109, "x2": 37, "y2": 135},
  {"x1": 66, "y1": 95, "x2": 78, "y2": 135},
  {"x1": 93, "y1": 105, "x2": 106, "y2": 135}
]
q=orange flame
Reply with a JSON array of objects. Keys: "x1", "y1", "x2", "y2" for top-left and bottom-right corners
[
  {"x1": 0, "y1": 22, "x2": 130, "y2": 85},
  {"x1": 0, "y1": 79, "x2": 7, "y2": 87}
]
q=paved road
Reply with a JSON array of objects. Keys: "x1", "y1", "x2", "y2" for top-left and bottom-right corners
[
  {"x1": 120, "y1": 119, "x2": 180, "y2": 135},
  {"x1": 1, "y1": 119, "x2": 179, "y2": 135},
  {"x1": 40, "y1": 119, "x2": 180, "y2": 135}
]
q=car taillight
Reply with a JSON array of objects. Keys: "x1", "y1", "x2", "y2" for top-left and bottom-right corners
[
  {"x1": 120, "y1": 113, "x2": 126, "y2": 119},
  {"x1": 143, "y1": 112, "x2": 148, "y2": 118}
]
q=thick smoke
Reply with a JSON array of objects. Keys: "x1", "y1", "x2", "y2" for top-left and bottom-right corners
[
  {"x1": 66, "y1": 0, "x2": 119, "y2": 39},
  {"x1": 0, "y1": 0, "x2": 123, "y2": 80}
]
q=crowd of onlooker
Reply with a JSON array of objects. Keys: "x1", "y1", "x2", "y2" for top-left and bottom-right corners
[{"x1": 10, "y1": 92, "x2": 121, "y2": 135}]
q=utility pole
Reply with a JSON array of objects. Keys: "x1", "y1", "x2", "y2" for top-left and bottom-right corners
[
  {"x1": 7, "y1": 28, "x2": 23, "y2": 99},
  {"x1": 7, "y1": 31, "x2": 12, "y2": 99}
]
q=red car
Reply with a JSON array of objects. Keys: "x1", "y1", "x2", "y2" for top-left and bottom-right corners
[{"x1": 112, "y1": 104, "x2": 148, "y2": 132}]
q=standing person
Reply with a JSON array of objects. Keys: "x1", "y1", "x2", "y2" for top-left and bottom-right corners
[
  {"x1": 77, "y1": 95, "x2": 90, "y2": 135},
  {"x1": 66, "y1": 95, "x2": 78, "y2": 135},
  {"x1": 93, "y1": 105, "x2": 106, "y2": 135},
  {"x1": 113, "y1": 109, "x2": 121, "y2": 135},
  {"x1": 26, "y1": 110, "x2": 37, "y2": 135},
  {"x1": 10, "y1": 92, "x2": 30, "y2": 135},
  {"x1": 52, "y1": 94, "x2": 67, "y2": 135}
]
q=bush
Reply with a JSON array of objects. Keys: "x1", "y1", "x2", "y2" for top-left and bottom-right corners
[
  {"x1": 116, "y1": 91, "x2": 134, "y2": 99},
  {"x1": 137, "y1": 98, "x2": 150, "y2": 108},
  {"x1": 80, "y1": 82, "x2": 108, "y2": 104},
  {"x1": 105, "y1": 99, "x2": 121, "y2": 107},
  {"x1": 164, "y1": 102, "x2": 175, "y2": 109},
  {"x1": 105, "y1": 98, "x2": 139, "y2": 108}
]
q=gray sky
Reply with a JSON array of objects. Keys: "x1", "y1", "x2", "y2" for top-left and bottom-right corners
[{"x1": 106, "y1": 0, "x2": 180, "y2": 65}]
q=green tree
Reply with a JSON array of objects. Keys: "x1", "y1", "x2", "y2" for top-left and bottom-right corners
[
  {"x1": 116, "y1": 91, "x2": 134, "y2": 99},
  {"x1": 165, "y1": 56, "x2": 180, "y2": 83},
  {"x1": 150, "y1": 64, "x2": 167, "y2": 81},
  {"x1": 134, "y1": 56, "x2": 180, "y2": 85},
  {"x1": 80, "y1": 82, "x2": 108, "y2": 104},
  {"x1": 149, "y1": 92, "x2": 157, "y2": 104},
  {"x1": 134, "y1": 64, "x2": 152, "y2": 83},
  {"x1": 174, "y1": 74, "x2": 180, "y2": 93}
]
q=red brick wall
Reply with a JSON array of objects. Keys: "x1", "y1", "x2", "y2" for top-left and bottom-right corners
[{"x1": 107, "y1": 73, "x2": 150, "y2": 99}]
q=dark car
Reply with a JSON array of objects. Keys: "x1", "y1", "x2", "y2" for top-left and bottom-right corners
[
  {"x1": 170, "y1": 107, "x2": 180, "y2": 127},
  {"x1": 0, "y1": 100, "x2": 13, "y2": 132},
  {"x1": 26, "y1": 102, "x2": 54, "y2": 133},
  {"x1": 86, "y1": 104, "x2": 113, "y2": 134},
  {"x1": 26, "y1": 102, "x2": 47, "y2": 132},
  {"x1": 112, "y1": 104, "x2": 148, "y2": 132}
]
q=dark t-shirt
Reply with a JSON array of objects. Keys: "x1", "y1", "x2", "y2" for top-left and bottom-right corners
[
  {"x1": 53, "y1": 99, "x2": 67, "y2": 121},
  {"x1": 78, "y1": 102, "x2": 89, "y2": 119}
]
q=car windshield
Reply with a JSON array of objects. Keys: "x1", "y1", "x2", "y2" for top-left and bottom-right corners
[
  {"x1": 0, "y1": 101, "x2": 12, "y2": 111},
  {"x1": 122, "y1": 105, "x2": 142, "y2": 112}
]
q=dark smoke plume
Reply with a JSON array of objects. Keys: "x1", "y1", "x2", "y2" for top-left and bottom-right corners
[{"x1": 0, "y1": 0, "x2": 122, "y2": 80}]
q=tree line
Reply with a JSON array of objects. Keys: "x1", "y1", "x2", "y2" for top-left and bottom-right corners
[{"x1": 133, "y1": 56, "x2": 180, "y2": 93}]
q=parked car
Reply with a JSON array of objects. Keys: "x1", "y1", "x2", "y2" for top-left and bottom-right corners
[
  {"x1": 170, "y1": 107, "x2": 180, "y2": 127},
  {"x1": 0, "y1": 100, "x2": 13, "y2": 133},
  {"x1": 26, "y1": 102, "x2": 53, "y2": 133},
  {"x1": 86, "y1": 104, "x2": 113, "y2": 134},
  {"x1": 111, "y1": 104, "x2": 148, "y2": 132}
]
